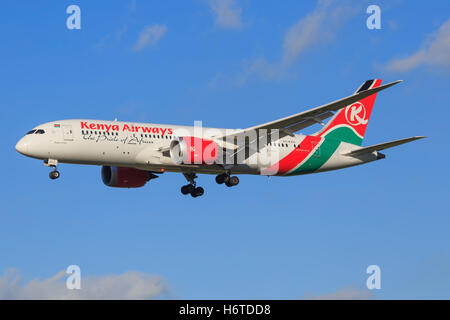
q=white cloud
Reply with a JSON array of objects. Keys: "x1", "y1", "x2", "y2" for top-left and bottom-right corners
[
  {"x1": 133, "y1": 24, "x2": 167, "y2": 52},
  {"x1": 0, "y1": 269, "x2": 168, "y2": 300},
  {"x1": 94, "y1": 1, "x2": 137, "y2": 52},
  {"x1": 207, "y1": 0, "x2": 242, "y2": 29},
  {"x1": 280, "y1": 0, "x2": 357, "y2": 67},
  {"x1": 211, "y1": 0, "x2": 358, "y2": 85},
  {"x1": 282, "y1": 3, "x2": 329, "y2": 65},
  {"x1": 304, "y1": 287, "x2": 375, "y2": 300},
  {"x1": 385, "y1": 19, "x2": 450, "y2": 72}
]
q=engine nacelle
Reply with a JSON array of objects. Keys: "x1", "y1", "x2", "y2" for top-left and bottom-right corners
[
  {"x1": 101, "y1": 166, "x2": 151, "y2": 188},
  {"x1": 170, "y1": 137, "x2": 220, "y2": 165}
]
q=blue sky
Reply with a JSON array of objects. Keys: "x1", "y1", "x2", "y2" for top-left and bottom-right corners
[{"x1": 0, "y1": 0, "x2": 449, "y2": 299}]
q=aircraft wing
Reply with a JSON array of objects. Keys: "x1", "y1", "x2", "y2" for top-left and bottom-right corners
[
  {"x1": 218, "y1": 80, "x2": 402, "y2": 141},
  {"x1": 214, "y1": 80, "x2": 402, "y2": 160},
  {"x1": 343, "y1": 136, "x2": 425, "y2": 156}
]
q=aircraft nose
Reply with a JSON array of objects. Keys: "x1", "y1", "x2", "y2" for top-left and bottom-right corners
[{"x1": 15, "y1": 138, "x2": 28, "y2": 155}]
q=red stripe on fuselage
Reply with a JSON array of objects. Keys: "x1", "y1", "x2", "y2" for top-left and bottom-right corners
[{"x1": 262, "y1": 135, "x2": 321, "y2": 175}]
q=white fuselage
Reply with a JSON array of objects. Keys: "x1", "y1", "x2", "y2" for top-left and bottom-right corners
[{"x1": 15, "y1": 119, "x2": 375, "y2": 176}]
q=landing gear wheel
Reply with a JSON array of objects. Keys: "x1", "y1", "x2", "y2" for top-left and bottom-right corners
[
  {"x1": 225, "y1": 176, "x2": 239, "y2": 187},
  {"x1": 215, "y1": 173, "x2": 229, "y2": 184},
  {"x1": 181, "y1": 184, "x2": 195, "y2": 195},
  {"x1": 49, "y1": 170, "x2": 60, "y2": 180},
  {"x1": 182, "y1": 173, "x2": 204, "y2": 198},
  {"x1": 190, "y1": 187, "x2": 204, "y2": 198}
]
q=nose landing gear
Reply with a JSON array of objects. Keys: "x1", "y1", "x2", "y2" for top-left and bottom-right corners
[
  {"x1": 181, "y1": 173, "x2": 204, "y2": 198},
  {"x1": 49, "y1": 169, "x2": 60, "y2": 180},
  {"x1": 44, "y1": 159, "x2": 60, "y2": 180}
]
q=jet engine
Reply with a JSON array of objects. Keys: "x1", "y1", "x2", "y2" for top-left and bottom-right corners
[
  {"x1": 170, "y1": 137, "x2": 220, "y2": 165},
  {"x1": 101, "y1": 166, "x2": 153, "y2": 188}
]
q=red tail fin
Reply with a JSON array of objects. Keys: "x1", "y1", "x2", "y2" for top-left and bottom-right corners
[{"x1": 314, "y1": 79, "x2": 382, "y2": 146}]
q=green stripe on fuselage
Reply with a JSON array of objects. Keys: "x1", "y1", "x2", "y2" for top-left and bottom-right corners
[
  {"x1": 287, "y1": 126, "x2": 363, "y2": 176},
  {"x1": 324, "y1": 126, "x2": 363, "y2": 146},
  {"x1": 288, "y1": 137, "x2": 341, "y2": 175}
]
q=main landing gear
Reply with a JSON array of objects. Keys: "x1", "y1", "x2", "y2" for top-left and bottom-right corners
[
  {"x1": 44, "y1": 159, "x2": 60, "y2": 180},
  {"x1": 215, "y1": 173, "x2": 239, "y2": 187},
  {"x1": 181, "y1": 172, "x2": 240, "y2": 198},
  {"x1": 181, "y1": 173, "x2": 204, "y2": 198}
]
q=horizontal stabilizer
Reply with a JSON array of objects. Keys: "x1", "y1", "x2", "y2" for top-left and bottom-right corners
[{"x1": 344, "y1": 136, "x2": 426, "y2": 156}]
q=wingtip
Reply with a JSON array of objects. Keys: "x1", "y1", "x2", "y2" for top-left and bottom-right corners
[{"x1": 390, "y1": 79, "x2": 403, "y2": 85}]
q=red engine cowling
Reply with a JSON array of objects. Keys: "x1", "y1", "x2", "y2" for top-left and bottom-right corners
[
  {"x1": 101, "y1": 166, "x2": 151, "y2": 188},
  {"x1": 170, "y1": 137, "x2": 220, "y2": 165}
]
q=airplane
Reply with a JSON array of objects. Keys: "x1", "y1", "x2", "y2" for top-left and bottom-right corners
[{"x1": 15, "y1": 79, "x2": 424, "y2": 198}]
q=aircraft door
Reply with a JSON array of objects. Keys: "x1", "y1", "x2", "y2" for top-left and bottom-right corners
[
  {"x1": 311, "y1": 140, "x2": 321, "y2": 157},
  {"x1": 62, "y1": 125, "x2": 74, "y2": 141}
]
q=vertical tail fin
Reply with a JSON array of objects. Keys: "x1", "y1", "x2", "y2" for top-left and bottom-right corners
[{"x1": 314, "y1": 79, "x2": 382, "y2": 146}]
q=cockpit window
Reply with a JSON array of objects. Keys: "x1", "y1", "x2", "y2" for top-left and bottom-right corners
[
  {"x1": 35, "y1": 129, "x2": 45, "y2": 134},
  {"x1": 26, "y1": 130, "x2": 36, "y2": 135}
]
